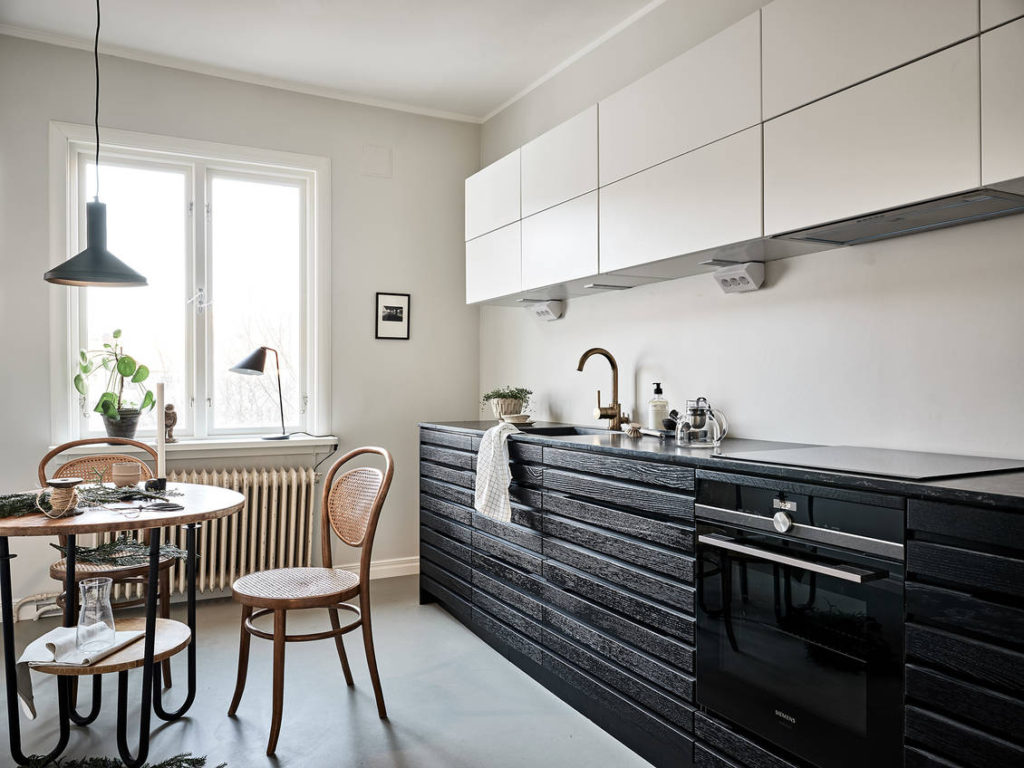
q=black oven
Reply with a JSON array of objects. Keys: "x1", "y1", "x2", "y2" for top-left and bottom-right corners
[{"x1": 695, "y1": 474, "x2": 904, "y2": 768}]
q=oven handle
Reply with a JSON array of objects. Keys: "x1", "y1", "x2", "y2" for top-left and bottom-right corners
[{"x1": 698, "y1": 534, "x2": 889, "y2": 584}]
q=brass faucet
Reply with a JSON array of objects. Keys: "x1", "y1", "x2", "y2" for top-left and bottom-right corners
[{"x1": 576, "y1": 347, "x2": 625, "y2": 430}]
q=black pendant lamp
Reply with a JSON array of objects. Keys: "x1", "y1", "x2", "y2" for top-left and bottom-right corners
[{"x1": 44, "y1": 0, "x2": 147, "y2": 287}]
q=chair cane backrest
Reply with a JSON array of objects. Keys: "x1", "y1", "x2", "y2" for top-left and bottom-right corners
[
  {"x1": 320, "y1": 447, "x2": 394, "y2": 579},
  {"x1": 38, "y1": 438, "x2": 158, "y2": 486}
]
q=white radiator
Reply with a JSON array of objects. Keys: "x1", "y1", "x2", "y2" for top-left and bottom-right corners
[{"x1": 105, "y1": 467, "x2": 317, "y2": 600}]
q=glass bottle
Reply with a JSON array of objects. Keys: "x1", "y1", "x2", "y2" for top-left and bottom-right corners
[{"x1": 77, "y1": 577, "x2": 116, "y2": 652}]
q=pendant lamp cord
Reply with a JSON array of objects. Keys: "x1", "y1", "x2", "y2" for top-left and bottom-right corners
[{"x1": 93, "y1": 0, "x2": 100, "y2": 201}]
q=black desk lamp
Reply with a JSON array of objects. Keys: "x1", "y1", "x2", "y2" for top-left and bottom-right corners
[{"x1": 230, "y1": 346, "x2": 288, "y2": 440}]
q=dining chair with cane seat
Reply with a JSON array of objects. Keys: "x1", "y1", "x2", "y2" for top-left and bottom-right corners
[
  {"x1": 38, "y1": 437, "x2": 177, "y2": 686},
  {"x1": 228, "y1": 446, "x2": 394, "y2": 756}
]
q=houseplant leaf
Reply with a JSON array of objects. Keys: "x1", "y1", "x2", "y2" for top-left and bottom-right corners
[
  {"x1": 79, "y1": 349, "x2": 87, "y2": 364},
  {"x1": 112, "y1": 329, "x2": 122, "y2": 339},
  {"x1": 116, "y1": 356, "x2": 137, "y2": 378},
  {"x1": 100, "y1": 398, "x2": 120, "y2": 420},
  {"x1": 73, "y1": 374, "x2": 86, "y2": 395},
  {"x1": 131, "y1": 365, "x2": 150, "y2": 383},
  {"x1": 94, "y1": 392, "x2": 117, "y2": 415},
  {"x1": 140, "y1": 390, "x2": 155, "y2": 411}
]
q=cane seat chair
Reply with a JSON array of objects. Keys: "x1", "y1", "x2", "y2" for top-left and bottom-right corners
[
  {"x1": 228, "y1": 446, "x2": 394, "y2": 756},
  {"x1": 38, "y1": 437, "x2": 177, "y2": 685}
]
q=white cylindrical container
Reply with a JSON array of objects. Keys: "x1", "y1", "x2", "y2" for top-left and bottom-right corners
[{"x1": 648, "y1": 383, "x2": 669, "y2": 431}]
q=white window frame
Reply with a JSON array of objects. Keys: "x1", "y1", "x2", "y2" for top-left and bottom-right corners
[{"x1": 49, "y1": 122, "x2": 332, "y2": 444}]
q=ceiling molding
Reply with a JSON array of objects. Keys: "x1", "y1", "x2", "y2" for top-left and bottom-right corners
[
  {"x1": 0, "y1": 23, "x2": 483, "y2": 124},
  {"x1": 480, "y1": 0, "x2": 668, "y2": 123}
]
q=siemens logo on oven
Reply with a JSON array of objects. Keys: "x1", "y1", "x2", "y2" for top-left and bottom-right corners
[{"x1": 774, "y1": 709, "x2": 797, "y2": 725}]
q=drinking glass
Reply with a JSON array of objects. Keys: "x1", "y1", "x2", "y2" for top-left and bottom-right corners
[{"x1": 77, "y1": 577, "x2": 116, "y2": 651}]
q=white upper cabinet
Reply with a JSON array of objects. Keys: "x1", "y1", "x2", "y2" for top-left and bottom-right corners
[
  {"x1": 762, "y1": 0, "x2": 978, "y2": 119},
  {"x1": 598, "y1": 11, "x2": 760, "y2": 187},
  {"x1": 982, "y1": 17, "x2": 1024, "y2": 185},
  {"x1": 982, "y1": 0, "x2": 1024, "y2": 29},
  {"x1": 466, "y1": 222, "x2": 521, "y2": 304},
  {"x1": 600, "y1": 127, "x2": 762, "y2": 274},
  {"x1": 522, "y1": 192, "x2": 598, "y2": 290},
  {"x1": 465, "y1": 149, "x2": 520, "y2": 241},
  {"x1": 764, "y1": 41, "x2": 980, "y2": 235},
  {"x1": 521, "y1": 106, "x2": 597, "y2": 218}
]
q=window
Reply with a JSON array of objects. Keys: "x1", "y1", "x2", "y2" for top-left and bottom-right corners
[{"x1": 50, "y1": 123, "x2": 330, "y2": 442}]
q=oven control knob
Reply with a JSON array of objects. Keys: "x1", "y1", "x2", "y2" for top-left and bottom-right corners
[{"x1": 772, "y1": 511, "x2": 794, "y2": 533}]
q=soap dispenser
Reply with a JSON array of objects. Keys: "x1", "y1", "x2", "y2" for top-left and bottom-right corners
[{"x1": 648, "y1": 383, "x2": 669, "y2": 431}]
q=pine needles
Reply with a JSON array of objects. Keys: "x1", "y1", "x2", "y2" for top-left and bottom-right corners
[
  {"x1": 24, "y1": 753, "x2": 225, "y2": 768},
  {"x1": 52, "y1": 534, "x2": 187, "y2": 566}
]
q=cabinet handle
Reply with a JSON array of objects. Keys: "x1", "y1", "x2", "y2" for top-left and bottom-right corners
[{"x1": 698, "y1": 534, "x2": 888, "y2": 584}]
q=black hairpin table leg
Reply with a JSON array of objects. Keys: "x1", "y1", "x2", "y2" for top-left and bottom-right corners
[
  {"x1": 115, "y1": 532, "x2": 160, "y2": 768},
  {"x1": 62, "y1": 535, "x2": 102, "y2": 727},
  {"x1": 0, "y1": 536, "x2": 71, "y2": 765},
  {"x1": 153, "y1": 523, "x2": 198, "y2": 721}
]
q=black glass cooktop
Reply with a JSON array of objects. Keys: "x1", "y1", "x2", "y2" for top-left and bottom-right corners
[{"x1": 715, "y1": 445, "x2": 1024, "y2": 480}]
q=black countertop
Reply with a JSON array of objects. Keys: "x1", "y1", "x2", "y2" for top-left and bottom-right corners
[{"x1": 420, "y1": 421, "x2": 1024, "y2": 512}]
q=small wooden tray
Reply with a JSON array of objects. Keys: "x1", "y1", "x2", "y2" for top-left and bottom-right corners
[{"x1": 31, "y1": 618, "x2": 190, "y2": 676}]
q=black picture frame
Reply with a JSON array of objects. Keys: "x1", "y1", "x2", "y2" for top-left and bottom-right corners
[{"x1": 375, "y1": 292, "x2": 411, "y2": 340}]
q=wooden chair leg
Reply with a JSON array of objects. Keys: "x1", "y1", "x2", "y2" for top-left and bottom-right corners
[
  {"x1": 227, "y1": 604, "x2": 253, "y2": 716},
  {"x1": 328, "y1": 608, "x2": 354, "y2": 686},
  {"x1": 267, "y1": 609, "x2": 287, "y2": 756},
  {"x1": 360, "y1": 590, "x2": 387, "y2": 719},
  {"x1": 159, "y1": 570, "x2": 172, "y2": 688}
]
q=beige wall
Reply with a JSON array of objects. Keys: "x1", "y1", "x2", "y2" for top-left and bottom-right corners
[
  {"x1": 479, "y1": 2, "x2": 1024, "y2": 459},
  {"x1": 0, "y1": 35, "x2": 481, "y2": 601}
]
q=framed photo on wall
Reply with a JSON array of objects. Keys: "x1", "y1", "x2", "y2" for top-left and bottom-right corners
[{"x1": 375, "y1": 292, "x2": 411, "y2": 340}]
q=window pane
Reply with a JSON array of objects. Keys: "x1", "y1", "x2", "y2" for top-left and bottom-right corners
[
  {"x1": 83, "y1": 162, "x2": 189, "y2": 435},
  {"x1": 210, "y1": 176, "x2": 302, "y2": 431}
]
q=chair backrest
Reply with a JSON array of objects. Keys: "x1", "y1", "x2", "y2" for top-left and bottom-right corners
[
  {"x1": 320, "y1": 447, "x2": 394, "y2": 579},
  {"x1": 38, "y1": 438, "x2": 158, "y2": 487}
]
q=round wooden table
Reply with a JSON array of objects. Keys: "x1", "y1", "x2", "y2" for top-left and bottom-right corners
[{"x1": 0, "y1": 483, "x2": 244, "y2": 768}]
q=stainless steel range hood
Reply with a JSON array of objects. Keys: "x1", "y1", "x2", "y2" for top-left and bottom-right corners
[{"x1": 774, "y1": 188, "x2": 1024, "y2": 246}]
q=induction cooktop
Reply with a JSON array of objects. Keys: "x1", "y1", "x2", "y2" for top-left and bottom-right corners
[{"x1": 714, "y1": 445, "x2": 1024, "y2": 480}]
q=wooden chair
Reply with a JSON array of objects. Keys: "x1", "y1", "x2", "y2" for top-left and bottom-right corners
[
  {"x1": 38, "y1": 437, "x2": 176, "y2": 686},
  {"x1": 228, "y1": 446, "x2": 394, "y2": 755}
]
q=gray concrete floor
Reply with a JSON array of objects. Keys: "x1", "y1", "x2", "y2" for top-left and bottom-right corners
[{"x1": 2, "y1": 575, "x2": 649, "y2": 767}]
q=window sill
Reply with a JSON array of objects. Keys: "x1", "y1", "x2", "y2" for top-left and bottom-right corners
[{"x1": 51, "y1": 434, "x2": 339, "y2": 462}]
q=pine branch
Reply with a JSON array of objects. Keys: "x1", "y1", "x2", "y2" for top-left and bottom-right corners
[
  {"x1": 52, "y1": 534, "x2": 188, "y2": 566},
  {"x1": 25, "y1": 752, "x2": 225, "y2": 768}
]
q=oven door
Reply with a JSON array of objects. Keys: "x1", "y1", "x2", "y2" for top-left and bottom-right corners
[{"x1": 696, "y1": 521, "x2": 903, "y2": 768}]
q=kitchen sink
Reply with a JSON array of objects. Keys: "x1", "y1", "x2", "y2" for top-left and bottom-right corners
[{"x1": 516, "y1": 425, "x2": 609, "y2": 436}]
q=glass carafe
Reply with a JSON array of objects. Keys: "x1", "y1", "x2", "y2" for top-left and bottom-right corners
[{"x1": 77, "y1": 577, "x2": 116, "y2": 652}]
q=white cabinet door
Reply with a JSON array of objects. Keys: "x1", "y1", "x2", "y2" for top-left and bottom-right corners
[
  {"x1": 521, "y1": 106, "x2": 597, "y2": 218},
  {"x1": 600, "y1": 127, "x2": 762, "y2": 274},
  {"x1": 764, "y1": 41, "x2": 980, "y2": 235},
  {"x1": 521, "y1": 191, "x2": 598, "y2": 290},
  {"x1": 982, "y1": 17, "x2": 1024, "y2": 184},
  {"x1": 465, "y1": 149, "x2": 520, "y2": 241},
  {"x1": 598, "y1": 11, "x2": 760, "y2": 186},
  {"x1": 465, "y1": 222, "x2": 521, "y2": 304},
  {"x1": 762, "y1": 0, "x2": 978, "y2": 119},
  {"x1": 982, "y1": 0, "x2": 1024, "y2": 29}
]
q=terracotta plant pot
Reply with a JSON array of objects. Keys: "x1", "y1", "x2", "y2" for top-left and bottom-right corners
[
  {"x1": 103, "y1": 408, "x2": 141, "y2": 440},
  {"x1": 489, "y1": 398, "x2": 524, "y2": 421}
]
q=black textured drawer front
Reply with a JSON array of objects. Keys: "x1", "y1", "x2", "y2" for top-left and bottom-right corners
[
  {"x1": 420, "y1": 442, "x2": 475, "y2": 470},
  {"x1": 472, "y1": 569, "x2": 545, "y2": 621},
  {"x1": 544, "y1": 491, "x2": 694, "y2": 551},
  {"x1": 544, "y1": 469, "x2": 689, "y2": 518},
  {"x1": 420, "y1": 461, "x2": 475, "y2": 490},
  {"x1": 509, "y1": 440, "x2": 543, "y2": 464},
  {"x1": 420, "y1": 477, "x2": 474, "y2": 509},
  {"x1": 544, "y1": 513, "x2": 693, "y2": 579},
  {"x1": 694, "y1": 713, "x2": 800, "y2": 768},
  {"x1": 421, "y1": 574, "x2": 473, "y2": 625},
  {"x1": 694, "y1": 744, "x2": 741, "y2": 768},
  {"x1": 473, "y1": 588, "x2": 545, "y2": 644},
  {"x1": 472, "y1": 606, "x2": 544, "y2": 665},
  {"x1": 472, "y1": 529, "x2": 543, "y2": 574},
  {"x1": 420, "y1": 542, "x2": 472, "y2": 583},
  {"x1": 908, "y1": 539, "x2": 1024, "y2": 599},
  {"x1": 904, "y1": 746, "x2": 960, "y2": 768},
  {"x1": 543, "y1": 583, "x2": 694, "y2": 671},
  {"x1": 510, "y1": 503, "x2": 542, "y2": 532},
  {"x1": 510, "y1": 484, "x2": 543, "y2": 509},
  {"x1": 544, "y1": 560, "x2": 694, "y2": 642},
  {"x1": 420, "y1": 559, "x2": 472, "y2": 600},
  {"x1": 906, "y1": 705, "x2": 1024, "y2": 768},
  {"x1": 420, "y1": 493, "x2": 473, "y2": 525},
  {"x1": 544, "y1": 537, "x2": 693, "y2": 609},
  {"x1": 545, "y1": 606, "x2": 694, "y2": 701},
  {"x1": 543, "y1": 447, "x2": 695, "y2": 491},
  {"x1": 420, "y1": 428, "x2": 473, "y2": 451},
  {"x1": 420, "y1": 509, "x2": 472, "y2": 544},
  {"x1": 510, "y1": 463, "x2": 544, "y2": 488},
  {"x1": 907, "y1": 623, "x2": 1024, "y2": 696},
  {"x1": 420, "y1": 526, "x2": 473, "y2": 565},
  {"x1": 907, "y1": 582, "x2": 1024, "y2": 647},
  {"x1": 472, "y1": 551, "x2": 546, "y2": 599},
  {"x1": 908, "y1": 499, "x2": 1024, "y2": 551},
  {"x1": 906, "y1": 664, "x2": 1024, "y2": 744},
  {"x1": 473, "y1": 512, "x2": 542, "y2": 551}
]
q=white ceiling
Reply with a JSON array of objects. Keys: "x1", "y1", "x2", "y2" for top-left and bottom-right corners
[{"x1": 0, "y1": 0, "x2": 660, "y2": 121}]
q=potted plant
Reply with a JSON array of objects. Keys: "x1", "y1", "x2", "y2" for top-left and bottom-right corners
[
  {"x1": 481, "y1": 386, "x2": 532, "y2": 421},
  {"x1": 74, "y1": 329, "x2": 155, "y2": 439}
]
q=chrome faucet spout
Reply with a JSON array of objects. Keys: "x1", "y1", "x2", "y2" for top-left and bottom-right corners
[{"x1": 576, "y1": 347, "x2": 623, "y2": 430}]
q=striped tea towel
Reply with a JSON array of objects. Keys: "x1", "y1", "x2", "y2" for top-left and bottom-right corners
[{"x1": 474, "y1": 422, "x2": 521, "y2": 522}]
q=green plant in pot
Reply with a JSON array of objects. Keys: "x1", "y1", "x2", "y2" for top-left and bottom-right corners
[
  {"x1": 481, "y1": 386, "x2": 532, "y2": 421},
  {"x1": 74, "y1": 329, "x2": 155, "y2": 439}
]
